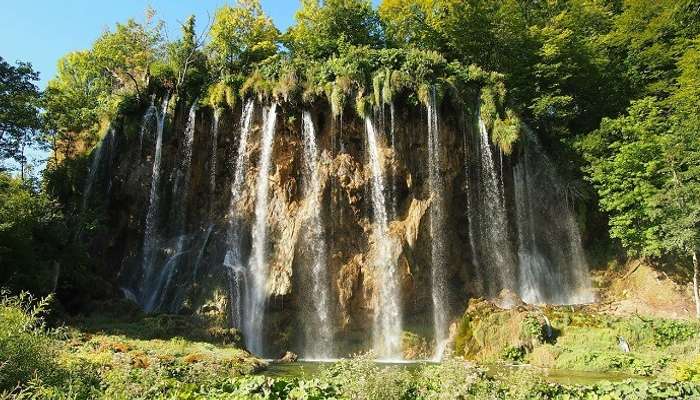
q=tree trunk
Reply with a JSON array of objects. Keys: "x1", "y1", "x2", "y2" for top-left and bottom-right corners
[{"x1": 693, "y1": 251, "x2": 700, "y2": 318}]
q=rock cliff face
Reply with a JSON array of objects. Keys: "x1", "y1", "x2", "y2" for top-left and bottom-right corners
[{"x1": 89, "y1": 95, "x2": 591, "y2": 358}]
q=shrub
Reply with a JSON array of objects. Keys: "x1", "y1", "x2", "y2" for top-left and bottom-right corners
[
  {"x1": 0, "y1": 291, "x2": 59, "y2": 392},
  {"x1": 501, "y1": 345, "x2": 526, "y2": 363},
  {"x1": 652, "y1": 320, "x2": 699, "y2": 347},
  {"x1": 673, "y1": 357, "x2": 700, "y2": 382},
  {"x1": 321, "y1": 353, "x2": 412, "y2": 399}
]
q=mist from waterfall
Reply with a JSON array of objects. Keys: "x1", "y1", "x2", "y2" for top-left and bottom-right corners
[
  {"x1": 247, "y1": 103, "x2": 278, "y2": 355},
  {"x1": 364, "y1": 117, "x2": 403, "y2": 360},
  {"x1": 141, "y1": 96, "x2": 169, "y2": 307},
  {"x1": 514, "y1": 129, "x2": 593, "y2": 305},
  {"x1": 426, "y1": 94, "x2": 448, "y2": 360},
  {"x1": 146, "y1": 102, "x2": 197, "y2": 312},
  {"x1": 300, "y1": 111, "x2": 334, "y2": 359},
  {"x1": 478, "y1": 114, "x2": 516, "y2": 295}
]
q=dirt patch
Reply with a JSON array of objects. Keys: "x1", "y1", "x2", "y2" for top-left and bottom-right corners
[{"x1": 595, "y1": 260, "x2": 695, "y2": 319}]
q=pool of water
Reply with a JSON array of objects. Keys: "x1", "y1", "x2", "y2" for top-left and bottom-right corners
[{"x1": 259, "y1": 360, "x2": 642, "y2": 386}]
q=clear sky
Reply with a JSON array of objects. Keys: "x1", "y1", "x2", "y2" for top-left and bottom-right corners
[{"x1": 1, "y1": 0, "x2": 376, "y2": 89}]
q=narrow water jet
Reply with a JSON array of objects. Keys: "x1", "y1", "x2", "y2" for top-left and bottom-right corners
[
  {"x1": 426, "y1": 93, "x2": 448, "y2": 360},
  {"x1": 247, "y1": 102, "x2": 278, "y2": 355},
  {"x1": 192, "y1": 224, "x2": 213, "y2": 281},
  {"x1": 141, "y1": 96, "x2": 170, "y2": 306},
  {"x1": 462, "y1": 122, "x2": 483, "y2": 292},
  {"x1": 139, "y1": 101, "x2": 157, "y2": 154},
  {"x1": 389, "y1": 102, "x2": 398, "y2": 219},
  {"x1": 364, "y1": 117, "x2": 402, "y2": 360},
  {"x1": 209, "y1": 108, "x2": 221, "y2": 200},
  {"x1": 300, "y1": 111, "x2": 333, "y2": 359},
  {"x1": 224, "y1": 99, "x2": 255, "y2": 330}
]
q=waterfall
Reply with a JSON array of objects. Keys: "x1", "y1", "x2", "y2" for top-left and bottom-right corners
[
  {"x1": 515, "y1": 129, "x2": 593, "y2": 304},
  {"x1": 427, "y1": 94, "x2": 448, "y2": 360},
  {"x1": 210, "y1": 109, "x2": 221, "y2": 200},
  {"x1": 478, "y1": 114, "x2": 517, "y2": 295},
  {"x1": 192, "y1": 225, "x2": 213, "y2": 281},
  {"x1": 247, "y1": 102, "x2": 278, "y2": 355},
  {"x1": 146, "y1": 102, "x2": 196, "y2": 312},
  {"x1": 462, "y1": 121, "x2": 483, "y2": 292},
  {"x1": 300, "y1": 111, "x2": 333, "y2": 359},
  {"x1": 81, "y1": 128, "x2": 113, "y2": 212},
  {"x1": 390, "y1": 102, "x2": 398, "y2": 219},
  {"x1": 364, "y1": 117, "x2": 402, "y2": 360},
  {"x1": 139, "y1": 101, "x2": 157, "y2": 154},
  {"x1": 141, "y1": 96, "x2": 170, "y2": 305},
  {"x1": 224, "y1": 99, "x2": 255, "y2": 331}
]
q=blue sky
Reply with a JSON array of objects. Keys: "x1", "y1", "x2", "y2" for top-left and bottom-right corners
[{"x1": 1, "y1": 1, "x2": 377, "y2": 89}]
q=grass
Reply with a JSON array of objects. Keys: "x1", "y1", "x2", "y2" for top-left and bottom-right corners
[
  {"x1": 3, "y1": 292, "x2": 700, "y2": 399},
  {"x1": 453, "y1": 299, "x2": 700, "y2": 379}
]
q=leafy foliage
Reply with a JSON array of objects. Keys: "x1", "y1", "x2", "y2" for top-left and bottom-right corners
[
  {"x1": 0, "y1": 173, "x2": 68, "y2": 295},
  {"x1": 0, "y1": 57, "x2": 41, "y2": 165},
  {"x1": 209, "y1": 0, "x2": 280, "y2": 74},
  {"x1": 285, "y1": 0, "x2": 384, "y2": 59},
  {"x1": 0, "y1": 291, "x2": 57, "y2": 392}
]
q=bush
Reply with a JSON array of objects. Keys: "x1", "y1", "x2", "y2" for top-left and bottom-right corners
[
  {"x1": 673, "y1": 357, "x2": 700, "y2": 383},
  {"x1": 321, "y1": 353, "x2": 412, "y2": 399},
  {"x1": 501, "y1": 346, "x2": 526, "y2": 363},
  {"x1": 0, "y1": 291, "x2": 59, "y2": 392},
  {"x1": 652, "y1": 320, "x2": 699, "y2": 347}
]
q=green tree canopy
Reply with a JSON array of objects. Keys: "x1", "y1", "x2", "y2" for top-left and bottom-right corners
[
  {"x1": 208, "y1": 0, "x2": 280, "y2": 74},
  {"x1": 285, "y1": 0, "x2": 384, "y2": 59},
  {"x1": 0, "y1": 57, "x2": 41, "y2": 165},
  {"x1": 91, "y1": 18, "x2": 164, "y2": 100}
]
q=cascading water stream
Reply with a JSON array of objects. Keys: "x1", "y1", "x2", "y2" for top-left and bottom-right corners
[
  {"x1": 390, "y1": 102, "x2": 398, "y2": 219},
  {"x1": 514, "y1": 129, "x2": 593, "y2": 304},
  {"x1": 139, "y1": 101, "x2": 157, "y2": 154},
  {"x1": 426, "y1": 94, "x2": 448, "y2": 360},
  {"x1": 462, "y1": 120, "x2": 483, "y2": 292},
  {"x1": 478, "y1": 113, "x2": 516, "y2": 295},
  {"x1": 81, "y1": 128, "x2": 113, "y2": 213},
  {"x1": 141, "y1": 96, "x2": 170, "y2": 306},
  {"x1": 247, "y1": 102, "x2": 278, "y2": 355},
  {"x1": 192, "y1": 109, "x2": 222, "y2": 282},
  {"x1": 146, "y1": 102, "x2": 197, "y2": 312},
  {"x1": 224, "y1": 99, "x2": 255, "y2": 330},
  {"x1": 209, "y1": 109, "x2": 221, "y2": 200},
  {"x1": 300, "y1": 111, "x2": 333, "y2": 359},
  {"x1": 364, "y1": 117, "x2": 402, "y2": 360}
]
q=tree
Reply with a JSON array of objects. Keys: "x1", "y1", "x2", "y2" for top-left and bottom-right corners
[
  {"x1": 209, "y1": 0, "x2": 279, "y2": 73},
  {"x1": 0, "y1": 57, "x2": 41, "y2": 167},
  {"x1": 581, "y1": 95, "x2": 700, "y2": 317},
  {"x1": 0, "y1": 172, "x2": 67, "y2": 295},
  {"x1": 167, "y1": 15, "x2": 208, "y2": 96},
  {"x1": 286, "y1": 0, "x2": 384, "y2": 59},
  {"x1": 92, "y1": 18, "x2": 164, "y2": 100},
  {"x1": 43, "y1": 51, "x2": 110, "y2": 135}
]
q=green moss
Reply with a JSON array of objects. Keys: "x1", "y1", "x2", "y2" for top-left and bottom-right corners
[
  {"x1": 492, "y1": 110, "x2": 521, "y2": 155},
  {"x1": 452, "y1": 301, "x2": 700, "y2": 378}
]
